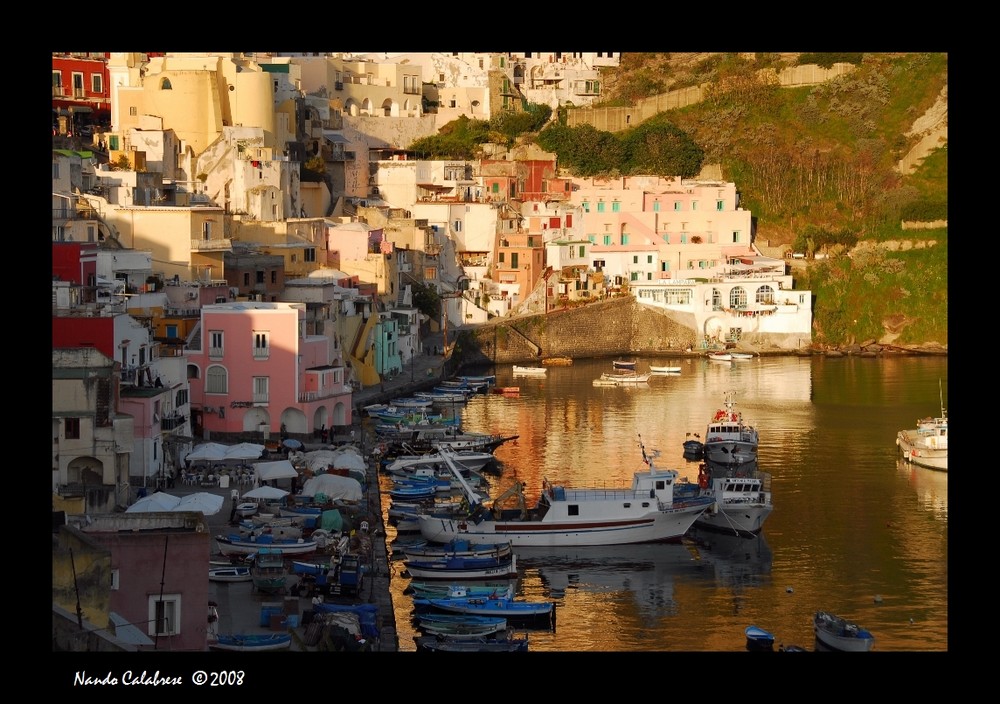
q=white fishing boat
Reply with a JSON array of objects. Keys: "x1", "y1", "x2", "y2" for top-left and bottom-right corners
[
  {"x1": 418, "y1": 445, "x2": 713, "y2": 547},
  {"x1": 896, "y1": 381, "x2": 947, "y2": 471},
  {"x1": 702, "y1": 391, "x2": 759, "y2": 474},
  {"x1": 708, "y1": 352, "x2": 733, "y2": 362},
  {"x1": 674, "y1": 461, "x2": 773, "y2": 537},
  {"x1": 650, "y1": 365, "x2": 681, "y2": 374},
  {"x1": 512, "y1": 365, "x2": 547, "y2": 376}
]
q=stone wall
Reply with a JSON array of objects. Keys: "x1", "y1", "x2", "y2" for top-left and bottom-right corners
[
  {"x1": 461, "y1": 298, "x2": 700, "y2": 364},
  {"x1": 566, "y1": 63, "x2": 856, "y2": 133}
]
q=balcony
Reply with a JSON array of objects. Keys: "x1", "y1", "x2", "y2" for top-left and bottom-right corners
[
  {"x1": 190, "y1": 238, "x2": 233, "y2": 252},
  {"x1": 160, "y1": 414, "x2": 187, "y2": 431}
]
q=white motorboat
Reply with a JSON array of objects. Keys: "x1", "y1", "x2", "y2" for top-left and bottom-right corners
[
  {"x1": 418, "y1": 445, "x2": 713, "y2": 547},
  {"x1": 512, "y1": 365, "x2": 547, "y2": 376},
  {"x1": 896, "y1": 382, "x2": 947, "y2": 471}
]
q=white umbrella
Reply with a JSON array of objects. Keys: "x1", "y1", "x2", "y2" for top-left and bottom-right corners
[
  {"x1": 174, "y1": 492, "x2": 225, "y2": 515},
  {"x1": 241, "y1": 485, "x2": 290, "y2": 500},
  {"x1": 224, "y1": 442, "x2": 265, "y2": 461},
  {"x1": 185, "y1": 443, "x2": 229, "y2": 462},
  {"x1": 126, "y1": 492, "x2": 181, "y2": 513}
]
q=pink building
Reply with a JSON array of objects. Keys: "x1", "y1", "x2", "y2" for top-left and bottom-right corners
[
  {"x1": 77, "y1": 512, "x2": 212, "y2": 652},
  {"x1": 187, "y1": 301, "x2": 352, "y2": 440}
]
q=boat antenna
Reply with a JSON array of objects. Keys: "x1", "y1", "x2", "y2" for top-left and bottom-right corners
[{"x1": 939, "y1": 379, "x2": 946, "y2": 418}]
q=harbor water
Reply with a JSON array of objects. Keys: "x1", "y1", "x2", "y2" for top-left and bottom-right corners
[{"x1": 383, "y1": 354, "x2": 949, "y2": 652}]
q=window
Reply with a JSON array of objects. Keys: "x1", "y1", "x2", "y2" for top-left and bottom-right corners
[
  {"x1": 647, "y1": 272, "x2": 652, "y2": 280},
  {"x1": 647, "y1": 255, "x2": 653, "y2": 264},
  {"x1": 175, "y1": 389, "x2": 189, "y2": 407},
  {"x1": 681, "y1": 233, "x2": 688, "y2": 244},
  {"x1": 692, "y1": 201, "x2": 698, "y2": 211},
  {"x1": 491, "y1": 182, "x2": 499, "y2": 193},
  {"x1": 454, "y1": 220, "x2": 462, "y2": 232},
  {"x1": 304, "y1": 248, "x2": 316, "y2": 262},
  {"x1": 202, "y1": 222, "x2": 212, "y2": 240},
  {"x1": 65, "y1": 418, "x2": 80, "y2": 439},
  {"x1": 271, "y1": 271, "x2": 277, "y2": 283},
  {"x1": 597, "y1": 201, "x2": 605, "y2": 213},
  {"x1": 621, "y1": 234, "x2": 629, "y2": 245},
  {"x1": 499, "y1": 252, "x2": 505, "y2": 263},
  {"x1": 72, "y1": 72, "x2": 84, "y2": 97},
  {"x1": 511, "y1": 253, "x2": 519, "y2": 269},
  {"x1": 602, "y1": 235, "x2": 611, "y2": 246},
  {"x1": 91, "y1": 73, "x2": 103, "y2": 93},
  {"x1": 209, "y1": 331, "x2": 223, "y2": 357},
  {"x1": 732, "y1": 231, "x2": 740, "y2": 243},
  {"x1": 588, "y1": 234, "x2": 596, "y2": 243},
  {"x1": 206, "y1": 366, "x2": 228, "y2": 393},
  {"x1": 160, "y1": 78, "x2": 172, "y2": 90},
  {"x1": 630, "y1": 272, "x2": 639, "y2": 281},
  {"x1": 716, "y1": 200, "x2": 725, "y2": 211},
  {"x1": 52, "y1": 70, "x2": 62, "y2": 94},
  {"x1": 148, "y1": 594, "x2": 181, "y2": 637},
  {"x1": 674, "y1": 202, "x2": 681, "y2": 211},
  {"x1": 129, "y1": 106, "x2": 137, "y2": 116},
  {"x1": 253, "y1": 332, "x2": 270, "y2": 359},
  {"x1": 582, "y1": 201, "x2": 589, "y2": 213},
  {"x1": 243, "y1": 273, "x2": 250, "y2": 286},
  {"x1": 633, "y1": 255, "x2": 639, "y2": 264},
  {"x1": 253, "y1": 376, "x2": 269, "y2": 403},
  {"x1": 578, "y1": 245, "x2": 585, "y2": 258},
  {"x1": 256, "y1": 271, "x2": 265, "y2": 284}
]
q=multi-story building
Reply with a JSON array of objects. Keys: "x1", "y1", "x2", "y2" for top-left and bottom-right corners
[
  {"x1": 52, "y1": 52, "x2": 112, "y2": 134},
  {"x1": 56, "y1": 512, "x2": 212, "y2": 652},
  {"x1": 186, "y1": 301, "x2": 352, "y2": 441}
]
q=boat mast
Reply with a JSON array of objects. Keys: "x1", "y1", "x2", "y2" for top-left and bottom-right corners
[{"x1": 437, "y1": 446, "x2": 484, "y2": 509}]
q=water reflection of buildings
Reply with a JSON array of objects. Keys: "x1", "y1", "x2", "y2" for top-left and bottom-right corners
[{"x1": 896, "y1": 459, "x2": 947, "y2": 521}]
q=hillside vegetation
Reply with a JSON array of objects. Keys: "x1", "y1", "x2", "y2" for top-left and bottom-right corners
[{"x1": 407, "y1": 52, "x2": 948, "y2": 348}]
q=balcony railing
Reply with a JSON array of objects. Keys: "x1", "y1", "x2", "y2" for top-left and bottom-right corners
[
  {"x1": 252, "y1": 393, "x2": 269, "y2": 404},
  {"x1": 252, "y1": 348, "x2": 270, "y2": 360},
  {"x1": 160, "y1": 414, "x2": 186, "y2": 431},
  {"x1": 190, "y1": 238, "x2": 233, "y2": 251}
]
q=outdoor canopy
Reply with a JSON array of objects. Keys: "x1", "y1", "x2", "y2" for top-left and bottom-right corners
[{"x1": 254, "y1": 460, "x2": 299, "y2": 481}]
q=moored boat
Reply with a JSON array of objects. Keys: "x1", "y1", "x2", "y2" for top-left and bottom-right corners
[
  {"x1": 250, "y1": 547, "x2": 287, "y2": 594},
  {"x1": 512, "y1": 365, "x2": 547, "y2": 376},
  {"x1": 402, "y1": 538, "x2": 513, "y2": 562},
  {"x1": 403, "y1": 553, "x2": 518, "y2": 580},
  {"x1": 813, "y1": 611, "x2": 875, "y2": 652},
  {"x1": 745, "y1": 625, "x2": 775, "y2": 651},
  {"x1": 418, "y1": 445, "x2": 713, "y2": 547},
  {"x1": 674, "y1": 462, "x2": 773, "y2": 537},
  {"x1": 414, "y1": 632, "x2": 529, "y2": 652},
  {"x1": 600, "y1": 371, "x2": 651, "y2": 384},
  {"x1": 896, "y1": 382, "x2": 947, "y2": 471},
  {"x1": 613, "y1": 358, "x2": 638, "y2": 369},
  {"x1": 415, "y1": 613, "x2": 508, "y2": 637},
  {"x1": 541, "y1": 356, "x2": 573, "y2": 366},
  {"x1": 708, "y1": 352, "x2": 733, "y2": 362},
  {"x1": 209, "y1": 633, "x2": 292, "y2": 651},
  {"x1": 650, "y1": 365, "x2": 681, "y2": 373},
  {"x1": 702, "y1": 391, "x2": 759, "y2": 474},
  {"x1": 215, "y1": 534, "x2": 318, "y2": 556},
  {"x1": 208, "y1": 565, "x2": 252, "y2": 582}
]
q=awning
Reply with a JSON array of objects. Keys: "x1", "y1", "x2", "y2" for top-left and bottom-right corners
[{"x1": 323, "y1": 131, "x2": 349, "y2": 144}]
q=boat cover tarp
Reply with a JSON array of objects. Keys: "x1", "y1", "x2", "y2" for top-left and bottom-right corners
[
  {"x1": 313, "y1": 602, "x2": 378, "y2": 638},
  {"x1": 301, "y1": 473, "x2": 363, "y2": 500},
  {"x1": 320, "y1": 509, "x2": 343, "y2": 532}
]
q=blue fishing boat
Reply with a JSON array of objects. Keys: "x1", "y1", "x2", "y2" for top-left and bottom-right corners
[
  {"x1": 745, "y1": 625, "x2": 775, "y2": 651},
  {"x1": 418, "y1": 595, "x2": 555, "y2": 626},
  {"x1": 415, "y1": 632, "x2": 528, "y2": 652},
  {"x1": 209, "y1": 633, "x2": 291, "y2": 651},
  {"x1": 404, "y1": 553, "x2": 518, "y2": 580}
]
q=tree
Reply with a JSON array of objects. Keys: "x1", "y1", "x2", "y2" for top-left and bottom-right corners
[{"x1": 410, "y1": 281, "x2": 441, "y2": 318}]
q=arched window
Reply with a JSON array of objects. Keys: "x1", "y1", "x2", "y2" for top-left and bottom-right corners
[
  {"x1": 755, "y1": 285, "x2": 775, "y2": 305},
  {"x1": 160, "y1": 78, "x2": 172, "y2": 90},
  {"x1": 205, "y1": 365, "x2": 228, "y2": 394},
  {"x1": 729, "y1": 286, "x2": 748, "y2": 309}
]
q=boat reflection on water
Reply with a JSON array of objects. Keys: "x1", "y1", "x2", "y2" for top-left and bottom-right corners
[
  {"x1": 896, "y1": 458, "x2": 947, "y2": 521},
  {"x1": 516, "y1": 531, "x2": 772, "y2": 619}
]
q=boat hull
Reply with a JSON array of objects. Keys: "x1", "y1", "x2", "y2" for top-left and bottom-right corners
[
  {"x1": 896, "y1": 431, "x2": 947, "y2": 471},
  {"x1": 814, "y1": 612, "x2": 875, "y2": 652},
  {"x1": 209, "y1": 634, "x2": 291, "y2": 651},
  {"x1": 215, "y1": 536, "x2": 317, "y2": 556},
  {"x1": 418, "y1": 502, "x2": 709, "y2": 547}
]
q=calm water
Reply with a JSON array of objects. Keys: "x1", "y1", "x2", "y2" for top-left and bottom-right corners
[{"x1": 380, "y1": 355, "x2": 948, "y2": 652}]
